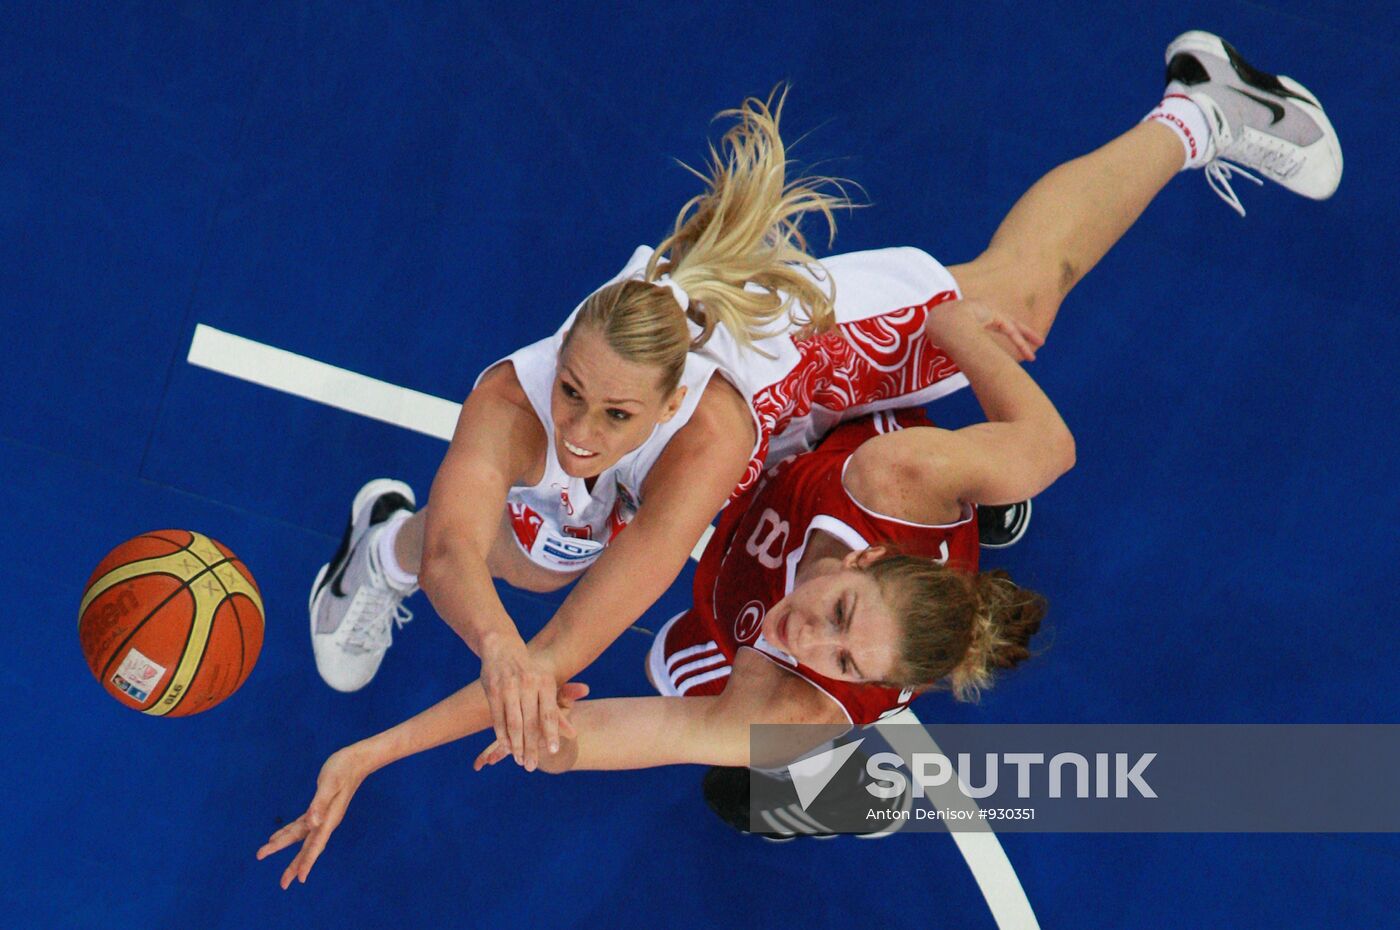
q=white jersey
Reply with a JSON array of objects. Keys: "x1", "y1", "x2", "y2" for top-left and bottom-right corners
[{"x1": 480, "y1": 244, "x2": 966, "y2": 573}]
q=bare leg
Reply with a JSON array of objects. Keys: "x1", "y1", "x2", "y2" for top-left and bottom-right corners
[
  {"x1": 395, "y1": 506, "x2": 577, "y2": 594},
  {"x1": 949, "y1": 121, "x2": 1184, "y2": 338}
]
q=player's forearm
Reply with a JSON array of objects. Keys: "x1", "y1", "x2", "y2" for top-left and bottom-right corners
[
  {"x1": 419, "y1": 541, "x2": 522, "y2": 656},
  {"x1": 352, "y1": 679, "x2": 494, "y2": 775},
  {"x1": 528, "y1": 528, "x2": 693, "y2": 681},
  {"x1": 936, "y1": 310, "x2": 1060, "y2": 424},
  {"x1": 543, "y1": 696, "x2": 744, "y2": 773}
]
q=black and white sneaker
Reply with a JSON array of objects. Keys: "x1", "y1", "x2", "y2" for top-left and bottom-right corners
[
  {"x1": 702, "y1": 755, "x2": 911, "y2": 842},
  {"x1": 1165, "y1": 31, "x2": 1342, "y2": 215},
  {"x1": 978, "y1": 500, "x2": 1032, "y2": 549},
  {"x1": 309, "y1": 479, "x2": 417, "y2": 692}
]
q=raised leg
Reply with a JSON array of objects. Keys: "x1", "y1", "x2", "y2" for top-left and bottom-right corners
[{"x1": 949, "y1": 120, "x2": 1183, "y2": 338}]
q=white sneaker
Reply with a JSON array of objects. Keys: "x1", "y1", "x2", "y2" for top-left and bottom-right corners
[
  {"x1": 1165, "y1": 31, "x2": 1343, "y2": 215},
  {"x1": 310, "y1": 479, "x2": 417, "y2": 692}
]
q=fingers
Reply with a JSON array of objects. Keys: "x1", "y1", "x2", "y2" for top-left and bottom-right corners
[
  {"x1": 539, "y1": 690, "x2": 560, "y2": 758},
  {"x1": 504, "y1": 684, "x2": 525, "y2": 765},
  {"x1": 521, "y1": 686, "x2": 541, "y2": 771},
  {"x1": 555, "y1": 681, "x2": 587, "y2": 740},
  {"x1": 261, "y1": 780, "x2": 357, "y2": 888},
  {"x1": 473, "y1": 739, "x2": 510, "y2": 771},
  {"x1": 484, "y1": 679, "x2": 510, "y2": 759},
  {"x1": 257, "y1": 819, "x2": 308, "y2": 860},
  {"x1": 558, "y1": 681, "x2": 590, "y2": 703},
  {"x1": 293, "y1": 822, "x2": 333, "y2": 885},
  {"x1": 995, "y1": 320, "x2": 1038, "y2": 362}
]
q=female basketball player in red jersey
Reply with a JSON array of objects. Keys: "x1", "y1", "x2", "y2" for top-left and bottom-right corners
[
  {"x1": 306, "y1": 32, "x2": 1341, "y2": 776},
  {"x1": 260, "y1": 292, "x2": 1069, "y2": 884}
]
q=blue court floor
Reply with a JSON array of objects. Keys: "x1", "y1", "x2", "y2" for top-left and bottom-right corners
[{"x1": 2, "y1": 3, "x2": 1397, "y2": 928}]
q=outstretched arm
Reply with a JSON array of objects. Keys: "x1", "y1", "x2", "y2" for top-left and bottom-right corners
[
  {"x1": 480, "y1": 648, "x2": 849, "y2": 774},
  {"x1": 254, "y1": 676, "x2": 589, "y2": 889},
  {"x1": 255, "y1": 652, "x2": 839, "y2": 887},
  {"x1": 418, "y1": 363, "x2": 544, "y2": 654}
]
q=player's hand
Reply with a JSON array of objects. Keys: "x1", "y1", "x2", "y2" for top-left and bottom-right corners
[
  {"x1": 474, "y1": 681, "x2": 589, "y2": 772},
  {"x1": 929, "y1": 299, "x2": 1045, "y2": 362},
  {"x1": 480, "y1": 634, "x2": 564, "y2": 771},
  {"x1": 256, "y1": 746, "x2": 370, "y2": 889}
]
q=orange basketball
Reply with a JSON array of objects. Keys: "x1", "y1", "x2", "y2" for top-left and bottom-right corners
[{"x1": 79, "y1": 530, "x2": 264, "y2": 716}]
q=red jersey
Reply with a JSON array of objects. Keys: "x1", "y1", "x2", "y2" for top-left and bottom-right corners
[{"x1": 650, "y1": 408, "x2": 980, "y2": 725}]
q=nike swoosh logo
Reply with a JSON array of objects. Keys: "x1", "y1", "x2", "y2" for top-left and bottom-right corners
[
  {"x1": 330, "y1": 549, "x2": 353, "y2": 597},
  {"x1": 1229, "y1": 86, "x2": 1285, "y2": 125},
  {"x1": 1222, "y1": 39, "x2": 1317, "y2": 107}
]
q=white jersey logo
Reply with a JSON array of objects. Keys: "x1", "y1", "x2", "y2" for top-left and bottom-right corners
[
  {"x1": 734, "y1": 599, "x2": 766, "y2": 642},
  {"x1": 531, "y1": 529, "x2": 605, "y2": 569}
]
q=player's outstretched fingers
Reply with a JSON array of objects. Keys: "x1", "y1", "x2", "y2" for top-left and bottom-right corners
[
  {"x1": 522, "y1": 685, "x2": 545, "y2": 770},
  {"x1": 555, "y1": 681, "x2": 589, "y2": 739},
  {"x1": 484, "y1": 681, "x2": 510, "y2": 761},
  {"x1": 540, "y1": 692, "x2": 561, "y2": 756},
  {"x1": 294, "y1": 828, "x2": 330, "y2": 885},
  {"x1": 257, "y1": 819, "x2": 308, "y2": 860},
  {"x1": 504, "y1": 684, "x2": 525, "y2": 765},
  {"x1": 474, "y1": 738, "x2": 510, "y2": 771}
]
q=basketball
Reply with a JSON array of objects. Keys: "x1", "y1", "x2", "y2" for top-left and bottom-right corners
[{"x1": 79, "y1": 530, "x2": 264, "y2": 716}]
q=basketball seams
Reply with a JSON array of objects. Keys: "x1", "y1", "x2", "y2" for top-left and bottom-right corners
[
  {"x1": 157, "y1": 556, "x2": 263, "y2": 715},
  {"x1": 82, "y1": 532, "x2": 262, "y2": 716},
  {"x1": 95, "y1": 580, "x2": 201, "y2": 686},
  {"x1": 145, "y1": 558, "x2": 237, "y2": 716},
  {"x1": 216, "y1": 565, "x2": 263, "y2": 694},
  {"x1": 136, "y1": 530, "x2": 195, "y2": 550},
  {"x1": 228, "y1": 598, "x2": 247, "y2": 697},
  {"x1": 81, "y1": 549, "x2": 214, "y2": 617},
  {"x1": 96, "y1": 559, "x2": 232, "y2": 702},
  {"x1": 84, "y1": 532, "x2": 200, "y2": 592},
  {"x1": 165, "y1": 560, "x2": 247, "y2": 716}
]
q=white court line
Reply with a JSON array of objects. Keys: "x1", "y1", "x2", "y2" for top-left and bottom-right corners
[
  {"x1": 187, "y1": 324, "x2": 463, "y2": 441},
  {"x1": 189, "y1": 323, "x2": 1037, "y2": 928},
  {"x1": 876, "y1": 709, "x2": 1040, "y2": 929}
]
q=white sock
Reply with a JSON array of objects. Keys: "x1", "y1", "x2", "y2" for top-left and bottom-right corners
[
  {"x1": 1143, "y1": 86, "x2": 1213, "y2": 170},
  {"x1": 376, "y1": 511, "x2": 419, "y2": 591}
]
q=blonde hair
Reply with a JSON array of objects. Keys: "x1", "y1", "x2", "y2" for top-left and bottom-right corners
[
  {"x1": 567, "y1": 85, "x2": 855, "y2": 393},
  {"x1": 865, "y1": 556, "x2": 1046, "y2": 703}
]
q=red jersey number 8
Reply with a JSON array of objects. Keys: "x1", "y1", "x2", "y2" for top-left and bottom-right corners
[{"x1": 745, "y1": 508, "x2": 789, "y2": 570}]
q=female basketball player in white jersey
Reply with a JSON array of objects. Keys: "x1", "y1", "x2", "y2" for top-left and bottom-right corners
[
  {"x1": 260, "y1": 290, "x2": 1068, "y2": 882},
  {"x1": 307, "y1": 31, "x2": 1341, "y2": 776}
]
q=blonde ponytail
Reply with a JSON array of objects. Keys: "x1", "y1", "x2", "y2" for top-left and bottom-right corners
[
  {"x1": 652, "y1": 85, "x2": 855, "y2": 348},
  {"x1": 569, "y1": 86, "x2": 855, "y2": 392}
]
